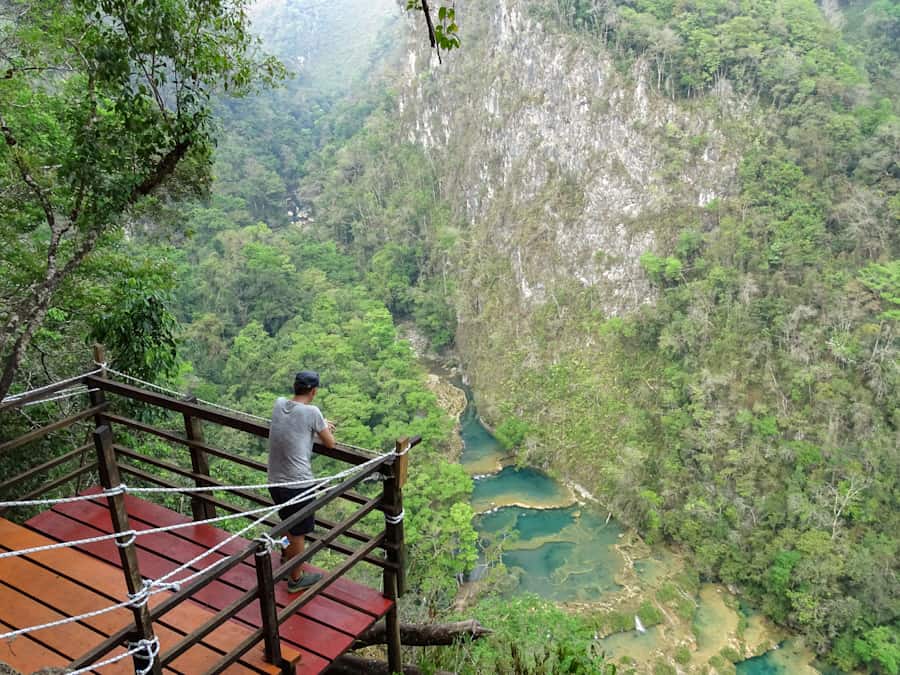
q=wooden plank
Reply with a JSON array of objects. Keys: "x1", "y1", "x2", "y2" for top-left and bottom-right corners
[
  {"x1": 0, "y1": 404, "x2": 107, "y2": 453},
  {"x1": 106, "y1": 492, "x2": 393, "y2": 618},
  {"x1": 0, "y1": 582, "x2": 132, "y2": 675},
  {"x1": 0, "y1": 518, "x2": 298, "y2": 674},
  {"x1": 0, "y1": 537, "x2": 192, "y2": 675},
  {"x1": 53, "y1": 498, "x2": 380, "y2": 636},
  {"x1": 0, "y1": 618, "x2": 80, "y2": 673},
  {"x1": 0, "y1": 554, "x2": 133, "y2": 635},
  {"x1": 0, "y1": 559, "x2": 254, "y2": 675},
  {"x1": 27, "y1": 510, "x2": 355, "y2": 662}
]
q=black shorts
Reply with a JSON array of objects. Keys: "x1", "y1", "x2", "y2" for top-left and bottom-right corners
[{"x1": 269, "y1": 486, "x2": 316, "y2": 536}]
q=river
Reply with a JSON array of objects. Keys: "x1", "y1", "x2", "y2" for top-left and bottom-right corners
[{"x1": 450, "y1": 383, "x2": 830, "y2": 674}]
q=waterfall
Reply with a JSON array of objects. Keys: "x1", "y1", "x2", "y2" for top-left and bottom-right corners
[{"x1": 635, "y1": 615, "x2": 646, "y2": 634}]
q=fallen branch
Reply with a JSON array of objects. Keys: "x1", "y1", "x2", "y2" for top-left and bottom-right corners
[
  {"x1": 326, "y1": 654, "x2": 454, "y2": 675},
  {"x1": 353, "y1": 619, "x2": 493, "y2": 649}
]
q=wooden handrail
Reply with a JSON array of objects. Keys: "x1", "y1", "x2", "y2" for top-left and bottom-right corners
[
  {"x1": 0, "y1": 443, "x2": 91, "y2": 494},
  {"x1": 105, "y1": 413, "x2": 270, "y2": 472},
  {"x1": 86, "y1": 376, "x2": 374, "y2": 465},
  {"x1": 107, "y1": 412, "x2": 380, "y2": 509},
  {"x1": 0, "y1": 404, "x2": 107, "y2": 453},
  {"x1": 0, "y1": 462, "x2": 98, "y2": 518}
]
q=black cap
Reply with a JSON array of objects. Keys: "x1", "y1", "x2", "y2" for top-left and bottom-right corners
[{"x1": 294, "y1": 370, "x2": 320, "y2": 389}]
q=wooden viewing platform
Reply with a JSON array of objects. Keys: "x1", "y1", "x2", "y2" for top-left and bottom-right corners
[{"x1": 0, "y1": 356, "x2": 414, "y2": 675}]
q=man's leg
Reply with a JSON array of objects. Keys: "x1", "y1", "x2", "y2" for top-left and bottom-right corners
[{"x1": 284, "y1": 533, "x2": 305, "y2": 582}]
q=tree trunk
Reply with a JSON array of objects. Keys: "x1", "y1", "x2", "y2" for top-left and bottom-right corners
[
  {"x1": 325, "y1": 654, "x2": 454, "y2": 675},
  {"x1": 353, "y1": 619, "x2": 492, "y2": 649}
]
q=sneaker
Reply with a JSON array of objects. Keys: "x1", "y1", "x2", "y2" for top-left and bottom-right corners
[{"x1": 287, "y1": 573, "x2": 322, "y2": 592}]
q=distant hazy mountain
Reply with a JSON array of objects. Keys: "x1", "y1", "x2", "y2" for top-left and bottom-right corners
[{"x1": 249, "y1": 0, "x2": 402, "y2": 92}]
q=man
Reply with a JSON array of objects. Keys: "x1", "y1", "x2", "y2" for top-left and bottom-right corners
[{"x1": 268, "y1": 370, "x2": 336, "y2": 592}]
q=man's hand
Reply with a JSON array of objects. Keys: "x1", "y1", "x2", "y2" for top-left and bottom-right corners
[{"x1": 318, "y1": 420, "x2": 337, "y2": 449}]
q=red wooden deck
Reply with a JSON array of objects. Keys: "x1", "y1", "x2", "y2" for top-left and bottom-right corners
[{"x1": 0, "y1": 491, "x2": 392, "y2": 674}]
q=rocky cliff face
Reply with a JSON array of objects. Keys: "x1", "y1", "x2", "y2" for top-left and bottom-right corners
[{"x1": 400, "y1": 0, "x2": 745, "y2": 423}]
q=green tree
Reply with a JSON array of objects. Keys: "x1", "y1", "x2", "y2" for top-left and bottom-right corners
[{"x1": 0, "y1": 0, "x2": 284, "y2": 399}]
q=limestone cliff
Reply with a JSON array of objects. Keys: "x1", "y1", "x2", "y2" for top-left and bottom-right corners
[{"x1": 399, "y1": 0, "x2": 745, "y2": 425}]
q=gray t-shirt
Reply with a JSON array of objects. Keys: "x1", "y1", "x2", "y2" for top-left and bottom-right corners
[{"x1": 267, "y1": 397, "x2": 327, "y2": 484}]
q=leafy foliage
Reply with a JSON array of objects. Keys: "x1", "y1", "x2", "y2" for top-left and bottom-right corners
[{"x1": 0, "y1": 0, "x2": 283, "y2": 399}]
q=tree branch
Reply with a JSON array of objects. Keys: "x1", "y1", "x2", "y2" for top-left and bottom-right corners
[
  {"x1": 419, "y1": 0, "x2": 443, "y2": 64},
  {"x1": 352, "y1": 619, "x2": 493, "y2": 649},
  {"x1": 129, "y1": 138, "x2": 193, "y2": 202},
  {"x1": 0, "y1": 112, "x2": 55, "y2": 229}
]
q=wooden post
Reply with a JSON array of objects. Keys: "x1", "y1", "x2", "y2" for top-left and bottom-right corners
[
  {"x1": 89, "y1": 345, "x2": 110, "y2": 424},
  {"x1": 255, "y1": 542, "x2": 291, "y2": 674},
  {"x1": 93, "y1": 424, "x2": 161, "y2": 675},
  {"x1": 182, "y1": 400, "x2": 216, "y2": 521},
  {"x1": 382, "y1": 437, "x2": 411, "y2": 674},
  {"x1": 82, "y1": 344, "x2": 109, "y2": 495}
]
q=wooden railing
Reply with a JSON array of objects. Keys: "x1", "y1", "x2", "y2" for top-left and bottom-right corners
[{"x1": 0, "y1": 368, "x2": 417, "y2": 674}]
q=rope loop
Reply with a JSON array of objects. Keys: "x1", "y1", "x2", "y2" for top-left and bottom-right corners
[
  {"x1": 385, "y1": 509, "x2": 405, "y2": 525},
  {"x1": 114, "y1": 530, "x2": 137, "y2": 548},
  {"x1": 104, "y1": 483, "x2": 128, "y2": 497},
  {"x1": 152, "y1": 580, "x2": 182, "y2": 594}
]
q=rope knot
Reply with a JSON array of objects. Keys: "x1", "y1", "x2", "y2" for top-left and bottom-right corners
[
  {"x1": 256, "y1": 533, "x2": 289, "y2": 553},
  {"x1": 127, "y1": 579, "x2": 153, "y2": 608},
  {"x1": 128, "y1": 636, "x2": 160, "y2": 675},
  {"x1": 385, "y1": 509, "x2": 404, "y2": 525}
]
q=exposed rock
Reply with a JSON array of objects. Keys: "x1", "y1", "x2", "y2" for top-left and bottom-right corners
[{"x1": 399, "y1": 0, "x2": 747, "y2": 429}]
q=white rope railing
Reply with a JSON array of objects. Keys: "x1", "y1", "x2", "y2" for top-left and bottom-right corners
[
  {"x1": 385, "y1": 509, "x2": 405, "y2": 525},
  {"x1": 67, "y1": 636, "x2": 160, "y2": 675},
  {"x1": 20, "y1": 386, "x2": 99, "y2": 408},
  {"x1": 101, "y1": 365, "x2": 270, "y2": 423},
  {"x1": 0, "y1": 450, "x2": 390, "y2": 642},
  {"x1": 0, "y1": 368, "x2": 104, "y2": 406},
  {"x1": 0, "y1": 475, "x2": 327, "y2": 509},
  {"x1": 0, "y1": 462, "x2": 366, "y2": 560}
]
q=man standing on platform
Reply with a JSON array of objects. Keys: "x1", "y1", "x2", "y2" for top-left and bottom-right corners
[{"x1": 267, "y1": 370, "x2": 336, "y2": 592}]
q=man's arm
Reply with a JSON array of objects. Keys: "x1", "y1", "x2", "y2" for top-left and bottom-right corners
[{"x1": 317, "y1": 420, "x2": 336, "y2": 449}]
